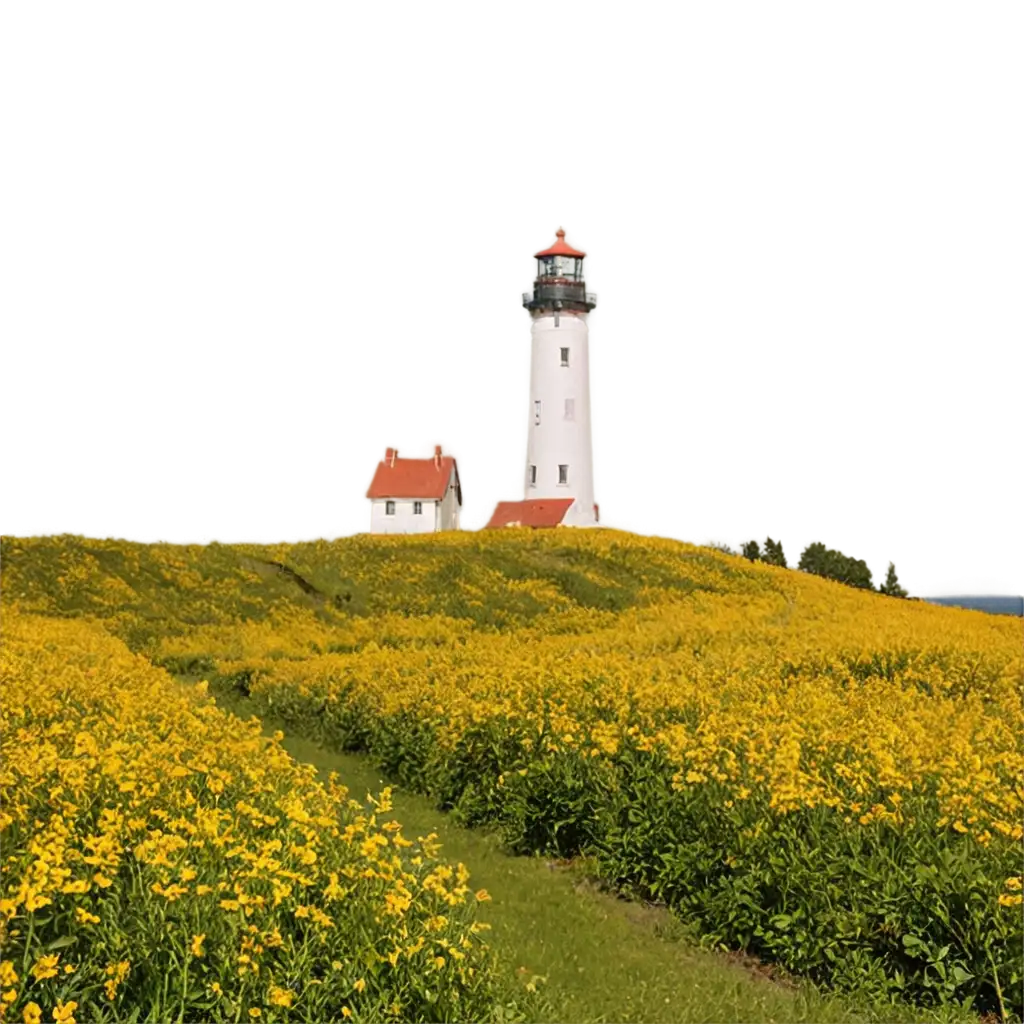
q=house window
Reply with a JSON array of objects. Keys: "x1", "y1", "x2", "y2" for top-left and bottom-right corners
[
  {"x1": 529, "y1": 464, "x2": 537, "y2": 486},
  {"x1": 534, "y1": 400, "x2": 541, "y2": 425},
  {"x1": 413, "y1": 501, "x2": 423, "y2": 515},
  {"x1": 385, "y1": 500, "x2": 395, "y2": 515},
  {"x1": 558, "y1": 464, "x2": 568, "y2": 485},
  {"x1": 560, "y1": 347, "x2": 569, "y2": 367},
  {"x1": 564, "y1": 398, "x2": 574, "y2": 420}
]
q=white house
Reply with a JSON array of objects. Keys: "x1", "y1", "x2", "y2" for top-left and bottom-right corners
[{"x1": 366, "y1": 446, "x2": 462, "y2": 534}]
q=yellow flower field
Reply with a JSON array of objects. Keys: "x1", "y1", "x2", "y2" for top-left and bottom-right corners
[
  {"x1": 0, "y1": 608, "x2": 505, "y2": 1023},
  {"x1": 195, "y1": 587, "x2": 1022, "y2": 839},
  {"x1": 1, "y1": 530, "x2": 1021, "y2": 1016}
]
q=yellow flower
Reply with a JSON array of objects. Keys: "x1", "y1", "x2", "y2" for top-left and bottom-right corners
[
  {"x1": 0, "y1": 963, "x2": 17, "y2": 987},
  {"x1": 353, "y1": 978, "x2": 366, "y2": 993},
  {"x1": 341, "y1": 1009, "x2": 352, "y2": 1019},
  {"x1": 998, "y1": 893, "x2": 1023, "y2": 907},
  {"x1": 1006, "y1": 876, "x2": 1023, "y2": 891},
  {"x1": 2, "y1": 990, "x2": 17, "y2": 1005},
  {"x1": 103, "y1": 960, "x2": 131, "y2": 1001},
  {"x1": 31, "y1": 955, "x2": 60, "y2": 981},
  {"x1": 210, "y1": 982, "x2": 223, "y2": 996},
  {"x1": 22, "y1": 1003, "x2": 42, "y2": 1024},
  {"x1": 268, "y1": 986, "x2": 294, "y2": 1008},
  {"x1": 74, "y1": 907, "x2": 100, "y2": 925},
  {"x1": 190, "y1": 934, "x2": 205, "y2": 958},
  {"x1": 52, "y1": 1002, "x2": 78, "y2": 1024},
  {"x1": 248, "y1": 1010, "x2": 261, "y2": 1019},
  {"x1": 474, "y1": 889, "x2": 491, "y2": 902}
]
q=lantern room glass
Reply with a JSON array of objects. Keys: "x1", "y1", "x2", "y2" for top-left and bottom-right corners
[{"x1": 538, "y1": 256, "x2": 581, "y2": 280}]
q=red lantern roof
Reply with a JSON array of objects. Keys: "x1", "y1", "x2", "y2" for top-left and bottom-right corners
[{"x1": 534, "y1": 228, "x2": 586, "y2": 259}]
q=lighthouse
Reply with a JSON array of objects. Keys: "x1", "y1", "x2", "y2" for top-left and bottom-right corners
[{"x1": 523, "y1": 228, "x2": 599, "y2": 525}]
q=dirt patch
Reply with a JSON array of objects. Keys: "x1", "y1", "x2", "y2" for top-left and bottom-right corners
[{"x1": 241, "y1": 556, "x2": 345, "y2": 607}]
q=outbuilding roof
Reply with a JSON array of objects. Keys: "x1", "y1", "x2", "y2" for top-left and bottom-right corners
[
  {"x1": 484, "y1": 498, "x2": 574, "y2": 529},
  {"x1": 367, "y1": 447, "x2": 461, "y2": 503}
]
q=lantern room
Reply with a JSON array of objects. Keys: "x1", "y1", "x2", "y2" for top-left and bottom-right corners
[
  {"x1": 523, "y1": 228, "x2": 597, "y2": 314},
  {"x1": 535, "y1": 228, "x2": 587, "y2": 281}
]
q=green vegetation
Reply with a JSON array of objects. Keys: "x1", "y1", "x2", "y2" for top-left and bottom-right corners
[
  {"x1": 716, "y1": 528, "x2": 909, "y2": 598},
  {"x1": 614, "y1": 516, "x2": 1024, "y2": 598},
  {"x1": 208, "y1": 686, "x2": 978, "y2": 1024},
  {"x1": 3, "y1": 532, "x2": 1020, "y2": 1022}
]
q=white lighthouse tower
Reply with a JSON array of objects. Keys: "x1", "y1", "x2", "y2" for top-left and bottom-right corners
[{"x1": 521, "y1": 228, "x2": 599, "y2": 526}]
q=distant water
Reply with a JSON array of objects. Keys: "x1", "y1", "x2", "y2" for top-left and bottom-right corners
[{"x1": 922, "y1": 595, "x2": 1024, "y2": 617}]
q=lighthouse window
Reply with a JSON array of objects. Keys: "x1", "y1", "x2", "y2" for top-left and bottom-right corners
[
  {"x1": 558, "y1": 464, "x2": 569, "y2": 485},
  {"x1": 529, "y1": 465, "x2": 537, "y2": 486},
  {"x1": 560, "y1": 347, "x2": 569, "y2": 367},
  {"x1": 564, "y1": 398, "x2": 574, "y2": 420},
  {"x1": 413, "y1": 501, "x2": 423, "y2": 515},
  {"x1": 385, "y1": 501, "x2": 395, "y2": 516},
  {"x1": 534, "y1": 400, "x2": 541, "y2": 425}
]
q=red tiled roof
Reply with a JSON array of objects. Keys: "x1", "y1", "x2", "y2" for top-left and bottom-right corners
[
  {"x1": 367, "y1": 449, "x2": 461, "y2": 502},
  {"x1": 484, "y1": 498, "x2": 574, "y2": 529}
]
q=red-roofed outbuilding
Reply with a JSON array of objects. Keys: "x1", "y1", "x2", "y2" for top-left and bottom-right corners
[{"x1": 484, "y1": 498, "x2": 575, "y2": 530}]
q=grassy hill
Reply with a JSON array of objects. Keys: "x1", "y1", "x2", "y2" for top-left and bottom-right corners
[{"x1": 2, "y1": 530, "x2": 1021, "y2": 1019}]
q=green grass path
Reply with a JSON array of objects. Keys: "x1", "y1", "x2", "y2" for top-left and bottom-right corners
[{"x1": 205, "y1": 688, "x2": 968, "y2": 1024}]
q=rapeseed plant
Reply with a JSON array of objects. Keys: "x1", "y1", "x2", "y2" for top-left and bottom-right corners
[
  {"x1": 2, "y1": 530, "x2": 1021, "y2": 1015},
  {"x1": 0, "y1": 610, "x2": 507, "y2": 1022}
]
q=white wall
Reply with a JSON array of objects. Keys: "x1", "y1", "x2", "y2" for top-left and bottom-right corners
[
  {"x1": 520, "y1": 319, "x2": 528, "y2": 495},
  {"x1": 524, "y1": 312, "x2": 597, "y2": 526},
  {"x1": 437, "y1": 473, "x2": 461, "y2": 530},
  {"x1": 589, "y1": 319, "x2": 1024, "y2": 507},
  {"x1": 370, "y1": 498, "x2": 437, "y2": 535}
]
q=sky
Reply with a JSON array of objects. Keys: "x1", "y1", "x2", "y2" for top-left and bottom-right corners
[
  {"x1": 2, "y1": 8, "x2": 1024, "y2": 536},
  {"x1": 589, "y1": 319, "x2": 1024, "y2": 507}
]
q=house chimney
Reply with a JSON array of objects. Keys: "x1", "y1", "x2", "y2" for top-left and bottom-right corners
[
  {"x1": 434, "y1": 445, "x2": 442, "y2": 469},
  {"x1": 385, "y1": 447, "x2": 397, "y2": 467}
]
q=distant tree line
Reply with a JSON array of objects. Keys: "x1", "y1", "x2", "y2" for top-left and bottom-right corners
[{"x1": 716, "y1": 532, "x2": 909, "y2": 598}]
